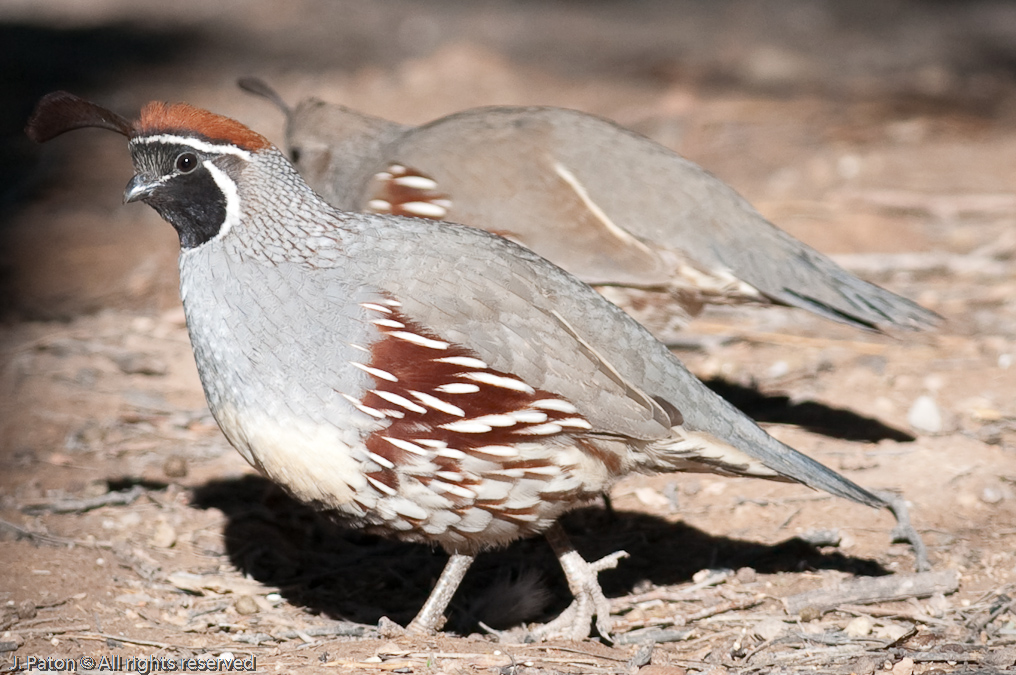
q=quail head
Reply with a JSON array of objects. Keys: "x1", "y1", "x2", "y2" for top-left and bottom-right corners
[
  {"x1": 239, "y1": 78, "x2": 940, "y2": 337},
  {"x1": 27, "y1": 91, "x2": 923, "y2": 641}
]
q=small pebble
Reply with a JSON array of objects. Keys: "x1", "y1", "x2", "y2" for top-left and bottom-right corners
[
  {"x1": 634, "y1": 486, "x2": 671, "y2": 510},
  {"x1": 925, "y1": 592, "x2": 950, "y2": 618},
  {"x1": 798, "y1": 528, "x2": 841, "y2": 547},
  {"x1": 151, "y1": 522, "x2": 177, "y2": 548},
  {"x1": 767, "y1": 360, "x2": 789, "y2": 378},
  {"x1": 875, "y1": 624, "x2": 909, "y2": 641},
  {"x1": 83, "y1": 480, "x2": 110, "y2": 498},
  {"x1": 891, "y1": 657, "x2": 915, "y2": 675},
  {"x1": 1, "y1": 633, "x2": 25, "y2": 650},
  {"x1": 844, "y1": 615, "x2": 873, "y2": 637},
  {"x1": 110, "y1": 350, "x2": 168, "y2": 376},
  {"x1": 981, "y1": 486, "x2": 1004, "y2": 504},
  {"x1": 735, "y1": 567, "x2": 757, "y2": 584},
  {"x1": 234, "y1": 595, "x2": 259, "y2": 615},
  {"x1": 638, "y1": 667, "x2": 687, "y2": 675},
  {"x1": 799, "y1": 606, "x2": 822, "y2": 622},
  {"x1": 907, "y1": 395, "x2": 943, "y2": 434},
  {"x1": 752, "y1": 617, "x2": 785, "y2": 641},
  {"x1": 16, "y1": 600, "x2": 37, "y2": 620},
  {"x1": 164, "y1": 455, "x2": 188, "y2": 478},
  {"x1": 852, "y1": 656, "x2": 878, "y2": 675}
]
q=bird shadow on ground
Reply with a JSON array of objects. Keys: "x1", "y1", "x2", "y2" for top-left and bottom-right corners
[
  {"x1": 703, "y1": 378, "x2": 915, "y2": 443},
  {"x1": 190, "y1": 475, "x2": 888, "y2": 633}
]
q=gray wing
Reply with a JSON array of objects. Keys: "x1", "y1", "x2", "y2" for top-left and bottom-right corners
[
  {"x1": 351, "y1": 215, "x2": 884, "y2": 507},
  {"x1": 384, "y1": 107, "x2": 940, "y2": 332}
]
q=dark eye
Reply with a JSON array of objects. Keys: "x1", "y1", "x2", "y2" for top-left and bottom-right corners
[
  {"x1": 290, "y1": 147, "x2": 302, "y2": 163},
  {"x1": 176, "y1": 152, "x2": 198, "y2": 173}
]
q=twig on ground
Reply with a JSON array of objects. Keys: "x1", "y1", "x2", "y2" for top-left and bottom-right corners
[
  {"x1": 14, "y1": 623, "x2": 92, "y2": 636},
  {"x1": 611, "y1": 568, "x2": 733, "y2": 608},
  {"x1": 967, "y1": 594, "x2": 1016, "y2": 633},
  {"x1": 612, "y1": 627, "x2": 694, "y2": 645},
  {"x1": 167, "y1": 571, "x2": 280, "y2": 597},
  {"x1": 837, "y1": 603, "x2": 948, "y2": 625},
  {"x1": 681, "y1": 595, "x2": 766, "y2": 624},
  {"x1": 0, "y1": 518, "x2": 113, "y2": 549},
  {"x1": 20, "y1": 484, "x2": 150, "y2": 514},
  {"x1": 273, "y1": 622, "x2": 373, "y2": 640},
  {"x1": 73, "y1": 632, "x2": 176, "y2": 649},
  {"x1": 784, "y1": 570, "x2": 959, "y2": 616}
]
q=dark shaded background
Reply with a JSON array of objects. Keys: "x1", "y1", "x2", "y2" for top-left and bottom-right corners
[{"x1": 4, "y1": 0, "x2": 1016, "y2": 320}]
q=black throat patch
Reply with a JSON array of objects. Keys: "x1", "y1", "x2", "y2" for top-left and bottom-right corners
[
  {"x1": 129, "y1": 140, "x2": 245, "y2": 249},
  {"x1": 146, "y1": 167, "x2": 227, "y2": 249}
]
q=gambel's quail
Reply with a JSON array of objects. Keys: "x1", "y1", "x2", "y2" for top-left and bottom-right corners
[
  {"x1": 240, "y1": 78, "x2": 939, "y2": 334},
  {"x1": 27, "y1": 91, "x2": 924, "y2": 640}
]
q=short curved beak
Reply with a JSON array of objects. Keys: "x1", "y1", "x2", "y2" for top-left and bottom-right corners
[{"x1": 123, "y1": 174, "x2": 159, "y2": 204}]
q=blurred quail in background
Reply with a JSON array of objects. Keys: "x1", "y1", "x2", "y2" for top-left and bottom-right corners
[{"x1": 239, "y1": 78, "x2": 939, "y2": 338}]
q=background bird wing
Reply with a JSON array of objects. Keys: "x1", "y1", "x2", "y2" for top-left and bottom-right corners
[{"x1": 380, "y1": 107, "x2": 940, "y2": 332}]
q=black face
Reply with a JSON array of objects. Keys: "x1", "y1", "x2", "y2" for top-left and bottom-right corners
[{"x1": 128, "y1": 140, "x2": 244, "y2": 249}]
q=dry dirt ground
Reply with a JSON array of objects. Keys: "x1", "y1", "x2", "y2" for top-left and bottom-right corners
[{"x1": 2, "y1": 1, "x2": 1016, "y2": 674}]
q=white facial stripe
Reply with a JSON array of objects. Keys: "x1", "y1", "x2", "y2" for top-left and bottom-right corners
[
  {"x1": 132, "y1": 134, "x2": 253, "y2": 160},
  {"x1": 203, "y1": 161, "x2": 241, "y2": 243}
]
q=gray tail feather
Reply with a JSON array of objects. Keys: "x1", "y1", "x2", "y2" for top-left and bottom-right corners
[
  {"x1": 690, "y1": 385, "x2": 886, "y2": 508},
  {"x1": 765, "y1": 248, "x2": 942, "y2": 333}
]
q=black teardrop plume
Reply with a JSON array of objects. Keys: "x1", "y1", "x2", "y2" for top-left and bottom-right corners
[
  {"x1": 237, "y1": 76, "x2": 291, "y2": 115},
  {"x1": 25, "y1": 91, "x2": 133, "y2": 143}
]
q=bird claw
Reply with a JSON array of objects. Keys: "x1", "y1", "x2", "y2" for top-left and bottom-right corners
[
  {"x1": 873, "y1": 490, "x2": 930, "y2": 571},
  {"x1": 530, "y1": 549, "x2": 629, "y2": 641}
]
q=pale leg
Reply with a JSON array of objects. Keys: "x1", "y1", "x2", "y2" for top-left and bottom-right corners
[
  {"x1": 532, "y1": 523, "x2": 628, "y2": 640},
  {"x1": 406, "y1": 553, "x2": 474, "y2": 634}
]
